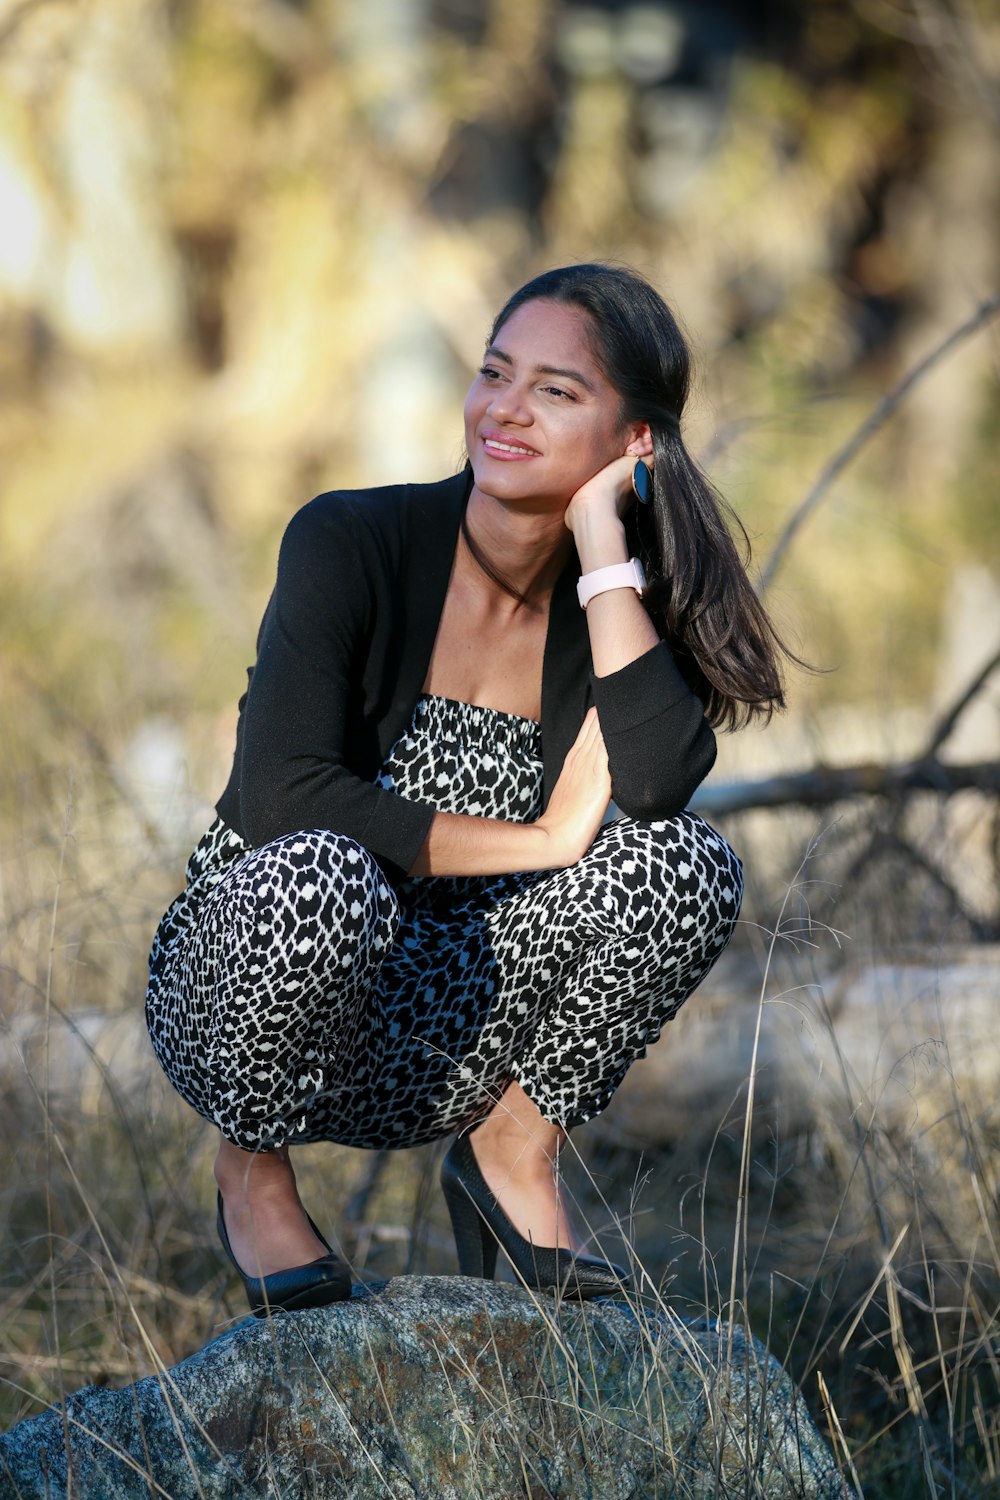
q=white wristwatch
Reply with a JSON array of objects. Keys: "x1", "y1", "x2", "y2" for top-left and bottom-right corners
[{"x1": 576, "y1": 558, "x2": 647, "y2": 610}]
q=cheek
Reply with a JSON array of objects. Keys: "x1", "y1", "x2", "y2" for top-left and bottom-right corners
[
  {"x1": 463, "y1": 384, "x2": 483, "y2": 435},
  {"x1": 575, "y1": 415, "x2": 627, "y2": 466}
]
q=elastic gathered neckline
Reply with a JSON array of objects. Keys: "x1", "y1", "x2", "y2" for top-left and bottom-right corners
[{"x1": 413, "y1": 693, "x2": 542, "y2": 752}]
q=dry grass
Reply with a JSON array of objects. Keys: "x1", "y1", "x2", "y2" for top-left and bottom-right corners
[{"x1": 1, "y1": 749, "x2": 998, "y2": 1496}]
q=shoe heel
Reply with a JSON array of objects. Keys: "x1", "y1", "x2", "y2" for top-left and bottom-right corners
[
  {"x1": 439, "y1": 1133, "x2": 631, "y2": 1300},
  {"x1": 442, "y1": 1176, "x2": 499, "y2": 1280}
]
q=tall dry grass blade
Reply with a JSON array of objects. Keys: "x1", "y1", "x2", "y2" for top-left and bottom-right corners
[
  {"x1": 726, "y1": 839, "x2": 825, "y2": 1360},
  {"x1": 886, "y1": 1271, "x2": 928, "y2": 1422},
  {"x1": 970, "y1": 1174, "x2": 1000, "y2": 1272},
  {"x1": 41, "y1": 797, "x2": 72, "y2": 1490},
  {"x1": 914, "y1": 1197, "x2": 966, "y2": 1497},
  {"x1": 816, "y1": 1369, "x2": 865, "y2": 1498},
  {"x1": 837, "y1": 1222, "x2": 910, "y2": 1356},
  {"x1": 57, "y1": 1417, "x2": 180, "y2": 1500},
  {"x1": 971, "y1": 1376, "x2": 999, "y2": 1481},
  {"x1": 917, "y1": 1423, "x2": 939, "y2": 1495}
]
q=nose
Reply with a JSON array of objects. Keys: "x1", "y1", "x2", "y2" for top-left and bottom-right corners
[{"x1": 486, "y1": 381, "x2": 531, "y2": 425}]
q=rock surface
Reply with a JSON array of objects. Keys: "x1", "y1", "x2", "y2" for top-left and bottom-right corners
[{"x1": 0, "y1": 1276, "x2": 846, "y2": 1499}]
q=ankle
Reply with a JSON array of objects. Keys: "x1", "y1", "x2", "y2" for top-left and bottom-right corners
[
  {"x1": 470, "y1": 1127, "x2": 562, "y2": 1185},
  {"x1": 214, "y1": 1141, "x2": 294, "y2": 1203}
]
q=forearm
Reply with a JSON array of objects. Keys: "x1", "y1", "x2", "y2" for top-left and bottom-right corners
[
  {"x1": 573, "y1": 508, "x2": 717, "y2": 816},
  {"x1": 408, "y1": 810, "x2": 558, "y2": 877},
  {"x1": 573, "y1": 512, "x2": 659, "y2": 677},
  {"x1": 411, "y1": 705, "x2": 612, "y2": 876}
]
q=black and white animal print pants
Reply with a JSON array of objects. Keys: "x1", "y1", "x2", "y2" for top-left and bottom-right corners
[{"x1": 146, "y1": 696, "x2": 742, "y2": 1152}]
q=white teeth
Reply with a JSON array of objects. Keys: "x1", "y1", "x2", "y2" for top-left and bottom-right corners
[{"x1": 484, "y1": 439, "x2": 535, "y2": 455}]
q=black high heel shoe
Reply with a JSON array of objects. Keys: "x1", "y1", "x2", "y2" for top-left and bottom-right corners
[
  {"x1": 216, "y1": 1191, "x2": 353, "y2": 1317},
  {"x1": 440, "y1": 1132, "x2": 630, "y2": 1300}
]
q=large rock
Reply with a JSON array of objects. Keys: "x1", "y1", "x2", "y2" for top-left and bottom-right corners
[{"x1": 0, "y1": 1277, "x2": 846, "y2": 1499}]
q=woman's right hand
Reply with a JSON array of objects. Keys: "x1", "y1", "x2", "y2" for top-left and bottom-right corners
[{"x1": 535, "y1": 707, "x2": 613, "y2": 867}]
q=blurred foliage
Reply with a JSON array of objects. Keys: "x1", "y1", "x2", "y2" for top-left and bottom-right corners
[{"x1": 0, "y1": 0, "x2": 996, "y2": 733}]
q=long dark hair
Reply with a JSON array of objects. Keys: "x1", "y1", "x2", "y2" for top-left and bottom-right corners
[{"x1": 487, "y1": 263, "x2": 792, "y2": 731}]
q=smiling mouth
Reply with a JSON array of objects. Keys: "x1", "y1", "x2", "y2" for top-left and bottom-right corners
[{"x1": 481, "y1": 436, "x2": 540, "y2": 458}]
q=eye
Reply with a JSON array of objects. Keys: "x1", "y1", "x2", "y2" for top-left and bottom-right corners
[
  {"x1": 543, "y1": 384, "x2": 576, "y2": 401},
  {"x1": 479, "y1": 364, "x2": 503, "y2": 381}
]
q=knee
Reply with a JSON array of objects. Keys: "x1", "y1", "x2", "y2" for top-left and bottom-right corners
[
  {"x1": 234, "y1": 828, "x2": 385, "y2": 901},
  {"x1": 215, "y1": 829, "x2": 399, "y2": 965},
  {"x1": 591, "y1": 814, "x2": 742, "y2": 946}
]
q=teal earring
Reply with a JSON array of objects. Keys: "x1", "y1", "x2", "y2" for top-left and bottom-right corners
[{"x1": 631, "y1": 460, "x2": 653, "y2": 505}]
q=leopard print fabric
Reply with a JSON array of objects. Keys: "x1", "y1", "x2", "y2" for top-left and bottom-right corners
[{"x1": 145, "y1": 695, "x2": 742, "y2": 1151}]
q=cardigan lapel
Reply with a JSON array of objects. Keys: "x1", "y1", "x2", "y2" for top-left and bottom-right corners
[
  {"x1": 379, "y1": 470, "x2": 472, "y2": 763},
  {"x1": 540, "y1": 546, "x2": 592, "y2": 810}
]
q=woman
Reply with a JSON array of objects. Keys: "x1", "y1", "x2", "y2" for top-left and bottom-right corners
[{"x1": 146, "y1": 263, "x2": 786, "y2": 1316}]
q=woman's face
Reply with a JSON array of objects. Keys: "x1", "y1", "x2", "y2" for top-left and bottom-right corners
[{"x1": 463, "y1": 299, "x2": 637, "y2": 511}]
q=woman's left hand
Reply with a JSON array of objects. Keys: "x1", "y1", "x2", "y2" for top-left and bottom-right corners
[{"x1": 563, "y1": 455, "x2": 649, "y2": 537}]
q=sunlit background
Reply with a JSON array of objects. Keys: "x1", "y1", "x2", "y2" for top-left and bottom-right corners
[
  {"x1": 3, "y1": 0, "x2": 997, "y2": 796},
  {"x1": 1, "y1": 2, "x2": 998, "y2": 1490}
]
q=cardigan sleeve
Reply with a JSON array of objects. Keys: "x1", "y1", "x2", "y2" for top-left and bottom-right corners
[
  {"x1": 235, "y1": 497, "x2": 435, "y2": 878},
  {"x1": 590, "y1": 641, "x2": 717, "y2": 818}
]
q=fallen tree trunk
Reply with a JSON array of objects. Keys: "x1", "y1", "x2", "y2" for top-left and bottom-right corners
[{"x1": 690, "y1": 758, "x2": 1000, "y2": 817}]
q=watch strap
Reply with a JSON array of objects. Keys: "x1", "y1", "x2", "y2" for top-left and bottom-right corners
[{"x1": 577, "y1": 558, "x2": 647, "y2": 609}]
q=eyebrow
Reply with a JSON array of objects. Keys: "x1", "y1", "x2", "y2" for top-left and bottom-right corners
[{"x1": 483, "y1": 344, "x2": 596, "y2": 393}]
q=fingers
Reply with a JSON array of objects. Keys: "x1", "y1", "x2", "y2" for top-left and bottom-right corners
[
  {"x1": 584, "y1": 706, "x2": 608, "y2": 758},
  {"x1": 570, "y1": 712, "x2": 611, "y2": 807},
  {"x1": 576, "y1": 705, "x2": 603, "y2": 744},
  {"x1": 564, "y1": 455, "x2": 641, "y2": 532},
  {"x1": 566, "y1": 708, "x2": 605, "y2": 769},
  {"x1": 540, "y1": 708, "x2": 612, "y2": 861},
  {"x1": 561, "y1": 708, "x2": 609, "y2": 789}
]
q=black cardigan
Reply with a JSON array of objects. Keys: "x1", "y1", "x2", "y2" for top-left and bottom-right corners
[{"x1": 216, "y1": 471, "x2": 716, "y2": 881}]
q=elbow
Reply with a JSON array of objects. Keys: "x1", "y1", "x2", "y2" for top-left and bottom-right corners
[
  {"x1": 610, "y1": 720, "x2": 717, "y2": 821},
  {"x1": 237, "y1": 757, "x2": 302, "y2": 848},
  {"x1": 612, "y1": 782, "x2": 699, "y2": 821},
  {"x1": 239, "y1": 788, "x2": 284, "y2": 849}
]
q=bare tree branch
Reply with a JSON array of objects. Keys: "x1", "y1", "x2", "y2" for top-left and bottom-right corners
[
  {"x1": 924, "y1": 644, "x2": 1000, "y2": 757},
  {"x1": 691, "y1": 758, "x2": 1000, "y2": 816},
  {"x1": 761, "y1": 291, "x2": 1000, "y2": 590},
  {"x1": 841, "y1": 826, "x2": 992, "y2": 939}
]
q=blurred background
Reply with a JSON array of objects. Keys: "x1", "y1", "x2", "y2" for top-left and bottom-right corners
[
  {"x1": 2, "y1": 0, "x2": 998, "y2": 946},
  {"x1": 1, "y1": 1, "x2": 998, "y2": 1493}
]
